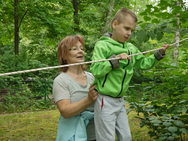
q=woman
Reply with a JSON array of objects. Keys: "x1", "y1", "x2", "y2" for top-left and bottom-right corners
[{"x1": 53, "y1": 35, "x2": 98, "y2": 141}]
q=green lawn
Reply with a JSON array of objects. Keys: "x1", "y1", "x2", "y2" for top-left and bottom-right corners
[{"x1": 0, "y1": 107, "x2": 154, "y2": 141}]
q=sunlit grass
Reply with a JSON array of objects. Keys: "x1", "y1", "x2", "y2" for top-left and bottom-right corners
[
  {"x1": 1, "y1": 105, "x2": 186, "y2": 141},
  {"x1": 0, "y1": 110, "x2": 59, "y2": 141},
  {"x1": 0, "y1": 107, "x2": 152, "y2": 141}
]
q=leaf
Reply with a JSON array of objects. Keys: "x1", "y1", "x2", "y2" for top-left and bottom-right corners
[
  {"x1": 167, "y1": 136, "x2": 174, "y2": 140},
  {"x1": 137, "y1": 36, "x2": 143, "y2": 44},
  {"x1": 149, "y1": 39, "x2": 157, "y2": 44},
  {"x1": 151, "y1": 120, "x2": 162, "y2": 125},
  {"x1": 168, "y1": 126, "x2": 178, "y2": 133},
  {"x1": 185, "y1": 73, "x2": 188, "y2": 83},
  {"x1": 174, "y1": 121, "x2": 185, "y2": 127},
  {"x1": 179, "y1": 100, "x2": 187, "y2": 104},
  {"x1": 148, "y1": 31, "x2": 155, "y2": 39},
  {"x1": 156, "y1": 32, "x2": 163, "y2": 40},
  {"x1": 148, "y1": 131, "x2": 156, "y2": 137},
  {"x1": 145, "y1": 24, "x2": 154, "y2": 29},
  {"x1": 137, "y1": 30, "x2": 147, "y2": 43},
  {"x1": 163, "y1": 28, "x2": 172, "y2": 33},
  {"x1": 140, "y1": 11, "x2": 147, "y2": 16},
  {"x1": 146, "y1": 105, "x2": 153, "y2": 108},
  {"x1": 163, "y1": 122, "x2": 172, "y2": 127},
  {"x1": 126, "y1": 108, "x2": 131, "y2": 114},
  {"x1": 173, "y1": 114, "x2": 179, "y2": 119},
  {"x1": 146, "y1": 5, "x2": 153, "y2": 9},
  {"x1": 152, "y1": 18, "x2": 159, "y2": 24},
  {"x1": 136, "y1": 26, "x2": 142, "y2": 29},
  {"x1": 144, "y1": 16, "x2": 151, "y2": 21},
  {"x1": 130, "y1": 31, "x2": 135, "y2": 39},
  {"x1": 184, "y1": 86, "x2": 188, "y2": 93},
  {"x1": 154, "y1": 28, "x2": 158, "y2": 34},
  {"x1": 159, "y1": 136, "x2": 167, "y2": 140},
  {"x1": 143, "y1": 34, "x2": 149, "y2": 42},
  {"x1": 180, "y1": 128, "x2": 188, "y2": 134},
  {"x1": 139, "y1": 30, "x2": 147, "y2": 37},
  {"x1": 169, "y1": 70, "x2": 180, "y2": 75}
]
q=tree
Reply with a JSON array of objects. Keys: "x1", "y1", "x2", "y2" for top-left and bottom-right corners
[
  {"x1": 14, "y1": 0, "x2": 19, "y2": 55},
  {"x1": 102, "y1": 0, "x2": 115, "y2": 34},
  {"x1": 172, "y1": 0, "x2": 182, "y2": 63},
  {"x1": 72, "y1": 0, "x2": 79, "y2": 32}
]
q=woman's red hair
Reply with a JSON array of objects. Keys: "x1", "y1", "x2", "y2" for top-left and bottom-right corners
[{"x1": 57, "y1": 35, "x2": 86, "y2": 72}]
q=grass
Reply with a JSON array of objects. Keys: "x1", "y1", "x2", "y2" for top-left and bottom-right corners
[
  {"x1": 0, "y1": 110, "x2": 59, "y2": 141},
  {"x1": 1, "y1": 108, "x2": 187, "y2": 141},
  {"x1": 0, "y1": 104, "x2": 154, "y2": 141}
]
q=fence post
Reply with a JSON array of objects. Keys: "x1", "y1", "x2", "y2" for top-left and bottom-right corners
[{"x1": 45, "y1": 79, "x2": 47, "y2": 107}]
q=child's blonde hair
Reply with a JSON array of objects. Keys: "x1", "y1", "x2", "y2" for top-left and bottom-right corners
[{"x1": 111, "y1": 8, "x2": 138, "y2": 29}]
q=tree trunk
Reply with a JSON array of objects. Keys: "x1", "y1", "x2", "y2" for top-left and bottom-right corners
[
  {"x1": 14, "y1": 0, "x2": 19, "y2": 55},
  {"x1": 72, "y1": 0, "x2": 79, "y2": 32},
  {"x1": 102, "y1": 0, "x2": 115, "y2": 34},
  {"x1": 172, "y1": 0, "x2": 182, "y2": 63},
  {"x1": 134, "y1": 0, "x2": 136, "y2": 13}
]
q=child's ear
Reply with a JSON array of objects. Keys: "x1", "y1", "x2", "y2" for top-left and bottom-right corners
[{"x1": 112, "y1": 20, "x2": 118, "y2": 30}]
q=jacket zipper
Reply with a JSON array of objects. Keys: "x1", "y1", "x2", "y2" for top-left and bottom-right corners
[
  {"x1": 116, "y1": 45, "x2": 130, "y2": 97},
  {"x1": 116, "y1": 69, "x2": 127, "y2": 97},
  {"x1": 102, "y1": 43, "x2": 126, "y2": 88},
  {"x1": 102, "y1": 73, "x2": 108, "y2": 87}
]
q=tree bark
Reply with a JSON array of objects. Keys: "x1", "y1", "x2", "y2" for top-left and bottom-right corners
[
  {"x1": 14, "y1": 0, "x2": 19, "y2": 55},
  {"x1": 72, "y1": 0, "x2": 79, "y2": 32},
  {"x1": 134, "y1": 0, "x2": 136, "y2": 13},
  {"x1": 102, "y1": 0, "x2": 115, "y2": 34},
  {"x1": 172, "y1": 0, "x2": 182, "y2": 63}
]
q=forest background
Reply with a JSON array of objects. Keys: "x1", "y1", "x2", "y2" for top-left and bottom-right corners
[{"x1": 0, "y1": 0, "x2": 188, "y2": 140}]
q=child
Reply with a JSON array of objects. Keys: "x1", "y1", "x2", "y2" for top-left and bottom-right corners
[{"x1": 90, "y1": 8, "x2": 169, "y2": 141}]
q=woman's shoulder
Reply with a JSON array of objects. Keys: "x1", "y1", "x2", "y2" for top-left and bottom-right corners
[
  {"x1": 85, "y1": 71, "x2": 93, "y2": 77},
  {"x1": 85, "y1": 71, "x2": 94, "y2": 80},
  {"x1": 54, "y1": 72, "x2": 69, "y2": 82}
]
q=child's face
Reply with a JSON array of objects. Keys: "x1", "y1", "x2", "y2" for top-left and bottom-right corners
[{"x1": 112, "y1": 14, "x2": 137, "y2": 43}]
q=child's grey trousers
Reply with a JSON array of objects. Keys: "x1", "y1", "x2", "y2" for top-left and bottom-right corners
[{"x1": 94, "y1": 93, "x2": 132, "y2": 141}]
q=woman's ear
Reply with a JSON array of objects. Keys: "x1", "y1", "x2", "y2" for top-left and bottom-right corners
[
  {"x1": 112, "y1": 20, "x2": 118, "y2": 30},
  {"x1": 62, "y1": 58, "x2": 67, "y2": 64}
]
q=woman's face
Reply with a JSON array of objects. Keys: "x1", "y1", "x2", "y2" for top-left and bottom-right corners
[{"x1": 65, "y1": 41, "x2": 85, "y2": 64}]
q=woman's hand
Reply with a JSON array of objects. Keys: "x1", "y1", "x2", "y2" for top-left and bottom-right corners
[
  {"x1": 87, "y1": 85, "x2": 98, "y2": 102},
  {"x1": 57, "y1": 85, "x2": 98, "y2": 118}
]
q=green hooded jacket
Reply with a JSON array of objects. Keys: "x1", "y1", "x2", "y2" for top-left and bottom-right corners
[{"x1": 90, "y1": 33, "x2": 165, "y2": 98}]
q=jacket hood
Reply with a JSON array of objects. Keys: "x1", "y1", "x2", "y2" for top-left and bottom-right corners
[{"x1": 100, "y1": 32, "x2": 127, "y2": 48}]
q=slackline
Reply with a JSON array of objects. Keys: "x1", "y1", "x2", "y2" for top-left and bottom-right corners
[{"x1": 0, "y1": 37, "x2": 187, "y2": 77}]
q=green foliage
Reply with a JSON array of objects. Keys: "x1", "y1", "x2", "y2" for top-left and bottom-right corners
[
  {"x1": 130, "y1": 0, "x2": 188, "y2": 46},
  {"x1": 128, "y1": 3, "x2": 188, "y2": 137},
  {"x1": 0, "y1": 2, "x2": 188, "y2": 141},
  {"x1": 0, "y1": 77, "x2": 55, "y2": 114},
  {"x1": 129, "y1": 55, "x2": 188, "y2": 140}
]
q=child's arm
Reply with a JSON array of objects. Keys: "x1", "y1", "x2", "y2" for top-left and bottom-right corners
[
  {"x1": 90, "y1": 42, "x2": 120, "y2": 78},
  {"x1": 133, "y1": 44, "x2": 170, "y2": 70}
]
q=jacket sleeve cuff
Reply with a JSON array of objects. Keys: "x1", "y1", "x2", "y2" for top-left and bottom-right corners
[
  {"x1": 109, "y1": 54, "x2": 120, "y2": 69},
  {"x1": 154, "y1": 49, "x2": 166, "y2": 61}
]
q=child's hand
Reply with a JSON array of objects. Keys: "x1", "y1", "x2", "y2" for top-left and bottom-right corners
[
  {"x1": 161, "y1": 44, "x2": 170, "y2": 55},
  {"x1": 116, "y1": 53, "x2": 131, "y2": 60}
]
